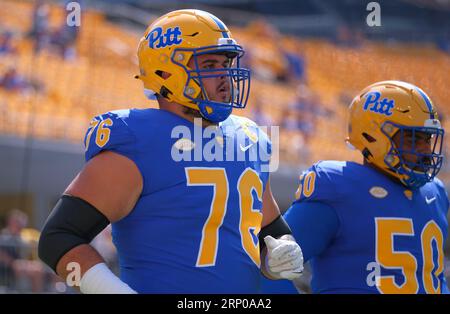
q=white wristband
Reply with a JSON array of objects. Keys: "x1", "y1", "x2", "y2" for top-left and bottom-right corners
[{"x1": 80, "y1": 263, "x2": 137, "y2": 294}]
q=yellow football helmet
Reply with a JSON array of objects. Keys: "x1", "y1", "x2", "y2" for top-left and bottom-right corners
[
  {"x1": 135, "y1": 9, "x2": 250, "y2": 122},
  {"x1": 347, "y1": 80, "x2": 444, "y2": 189}
]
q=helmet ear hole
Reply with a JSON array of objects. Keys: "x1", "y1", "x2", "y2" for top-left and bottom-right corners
[
  {"x1": 362, "y1": 148, "x2": 373, "y2": 159},
  {"x1": 159, "y1": 86, "x2": 173, "y2": 99},
  {"x1": 362, "y1": 132, "x2": 377, "y2": 143},
  {"x1": 155, "y1": 70, "x2": 171, "y2": 80}
]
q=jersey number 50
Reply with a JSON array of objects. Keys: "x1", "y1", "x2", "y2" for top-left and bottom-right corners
[
  {"x1": 375, "y1": 218, "x2": 444, "y2": 294},
  {"x1": 186, "y1": 167, "x2": 263, "y2": 268}
]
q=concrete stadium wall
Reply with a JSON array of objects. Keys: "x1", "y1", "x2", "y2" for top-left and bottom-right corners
[{"x1": 0, "y1": 135, "x2": 85, "y2": 228}]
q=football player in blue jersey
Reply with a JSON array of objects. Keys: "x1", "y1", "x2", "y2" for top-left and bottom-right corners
[
  {"x1": 37, "y1": 9, "x2": 303, "y2": 293},
  {"x1": 264, "y1": 80, "x2": 449, "y2": 294}
]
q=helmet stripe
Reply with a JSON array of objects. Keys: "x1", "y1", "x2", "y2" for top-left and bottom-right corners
[
  {"x1": 415, "y1": 87, "x2": 434, "y2": 119},
  {"x1": 206, "y1": 12, "x2": 229, "y2": 38}
]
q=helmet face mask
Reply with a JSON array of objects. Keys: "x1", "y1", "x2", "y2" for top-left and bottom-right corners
[
  {"x1": 347, "y1": 80, "x2": 445, "y2": 189},
  {"x1": 136, "y1": 9, "x2": 251, "y2": 123},
  {"x1": 382, "y1": 121, "x2": 445, "y2": 189},
  {"x1": 173, "y1": 44, "x2": 250, "y2": 122}
]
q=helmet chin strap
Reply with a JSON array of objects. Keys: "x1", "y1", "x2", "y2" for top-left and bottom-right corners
[
  {"x1": 195, "y1": 89, "x2": 234, "y2": 123},
  {"x1": 197, "y1": 101, "x2": 232, "y2": 123},
  {"x1": 390, "y1": 159, "x2": 430, "y2": 189}
]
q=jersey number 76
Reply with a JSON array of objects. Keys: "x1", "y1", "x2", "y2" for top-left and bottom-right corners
[{"x1": 186, "y1": 167, "x2": 263, "y2": 268}]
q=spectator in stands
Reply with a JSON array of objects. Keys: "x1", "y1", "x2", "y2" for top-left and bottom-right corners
[
  {"x1": 29, "y1": 0, "x2": 50, "y2": 54},
  {"x1": 281, "y1": 106, "x2": 314, "y2": 146},
  {"x1": 0, "y1": 67, "x2": 29, "y2": 92},
  {"x1": 290, "y1": 85, "x2": 314, "y2": 113},
  {"x1": 289, "y1": 85, "x2": 331, "y2": 120},
  {"x1": 244, "y1": 19, "x2": 290, "y2": 82},
  {"x1": 0, "y1": 31, "x2": 17, "y2": 56},
  {"x1": 296, "y1": 113, "x2": 315, "y2": 145},
  {"x1": 279, "y1": 107, "x2": 310, "y2": 164},
  {"x1": 0, "y1": 209, "x2": 45, "y2": 292},
  {"x1": 281, "y1": 107, "x2": 301, "y2": 132},
  {"x1": 282, "y1": 49, "x2": 306, "y2": 85},
  {"x1": 246, "y1": 20, "x2": 307, "y2": 85},
  {"x1": 0, "y1": 212, "x2": 19, "y2": 290},
  {"x1": 0, "y1": 67, "x2": 44, "y2": 93},
  {"x1": 251, "y1": 97, "x2": 273, "y2": 127},
  {"x1": 436, "y1": 34, "x2": 450, "y2": 54},
  {"x1": 50, "y1": 5, "x2": 79, "y2": 60}
]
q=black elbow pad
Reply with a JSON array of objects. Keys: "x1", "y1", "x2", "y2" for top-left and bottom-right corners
[
  {"x1": 258, "y1": 215, "x2": 292, "y2": 252},
  {"x1": 38, "y1": 195, "x2": 110, "y2": 272}
]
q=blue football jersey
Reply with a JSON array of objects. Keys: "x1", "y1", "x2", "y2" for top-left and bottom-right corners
[
  {"x1": 287, "y1": 161, "x2": 449, "y2": 294},
  {"x1": 84, "y1": 108, "x2": 272, "y2": 293}
]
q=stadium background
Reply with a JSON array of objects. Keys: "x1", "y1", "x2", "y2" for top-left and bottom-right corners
[{"x1": 0, "y1": 0, "x2": 449, "y2": 293}]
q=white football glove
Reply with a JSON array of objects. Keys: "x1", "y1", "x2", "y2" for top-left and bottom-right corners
[{"x1": 263, "y1": 235, "x2": 304, "y2": 280}]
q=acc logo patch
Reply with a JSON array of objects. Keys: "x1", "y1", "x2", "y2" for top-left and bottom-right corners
[
  {"x1": 369, "y1": 186, "x2": 388, "y2": 199},
  {"x1": 363, "y1": 91, "x2": 394, "y2": 116},
  {"x1": 147, "y1": 26, "x2": 182, "y2": 49},
  {"x1": 215, "y1": 136, "x2": 224, "y2": 146},
  {"x1": 173, "y1": 138, "x2": 195, "y2": 151},
  {"x1": 239, "y1": 122, "x2": 259, "y2": 144}
]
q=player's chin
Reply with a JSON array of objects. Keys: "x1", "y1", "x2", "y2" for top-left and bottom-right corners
[
  {"x1": 407, "y1": 159, "x2": 432, "y2": 173},
  {"x1": 413, "y1": 166, "x2": 431, "y2": 173},
  {"x1": 408, "y1": 162, "x2": 430, "y2": 173}
]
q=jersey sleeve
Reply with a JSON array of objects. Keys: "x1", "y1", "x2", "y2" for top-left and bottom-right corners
[
  {"x1": 84, "y1": 111, "x2": 136, "y2": 163},
  {"x1": 284, "y1": 201, "x2": 339, "y2": 262},
  {"x1": 292, "y1": 161, "x2": 345, "y2": 205},
  {"x1": 285, "y1": 161, "x2": 344, "y2": 261}
]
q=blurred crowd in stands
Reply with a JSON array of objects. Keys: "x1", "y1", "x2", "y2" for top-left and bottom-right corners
[
  {"x1": 0, "y1": 0, "x2": 79, "y2": 94},
  {"x1": 0, "y1": 208, "x2": 118, "y2": 293},
  {"x1": 28, "y1": 0, "x2": 79, "y2": 59},
  {"x1": 1, "y1": 1, "x2": 449, "y2": 170}
]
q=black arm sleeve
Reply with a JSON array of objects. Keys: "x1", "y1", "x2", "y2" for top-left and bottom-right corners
[
  {"x1": 258, "y1": 215, "x2": 292, "y2": 252},
  {"x1": 38, "y1": 195, "x2": 110, "y2": 272}
]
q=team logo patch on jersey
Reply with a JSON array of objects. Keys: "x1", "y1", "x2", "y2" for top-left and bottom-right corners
[
  {"x1": 173, "y1": 138, "x2": 195, "y2": 151},
  {"x1": 238, "y1": 122, "x2": 259, "y2": 143},
  {"x1": 370, "y1": 186, "x2": 388, "y2": 198}
]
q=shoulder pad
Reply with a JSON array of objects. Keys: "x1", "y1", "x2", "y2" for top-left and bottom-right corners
[{"x1": 84, "y1": 110, "x2": 136, "y2": 162}]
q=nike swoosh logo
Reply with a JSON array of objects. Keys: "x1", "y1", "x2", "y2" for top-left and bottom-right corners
[
  {"x1": 240, "y1": 143, "x2": 254, "y2": 152},
  {"x1": 425, "y1": 196, "x2": 436, "y2": 204}
]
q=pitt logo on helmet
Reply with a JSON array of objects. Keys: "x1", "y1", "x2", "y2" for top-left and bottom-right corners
[
  {"x1": 363, "y1": 91, "x2": 394, "y2": 116},
  {"x1": 146, "y1": 26, "x2": 182, "y2": 49}
]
